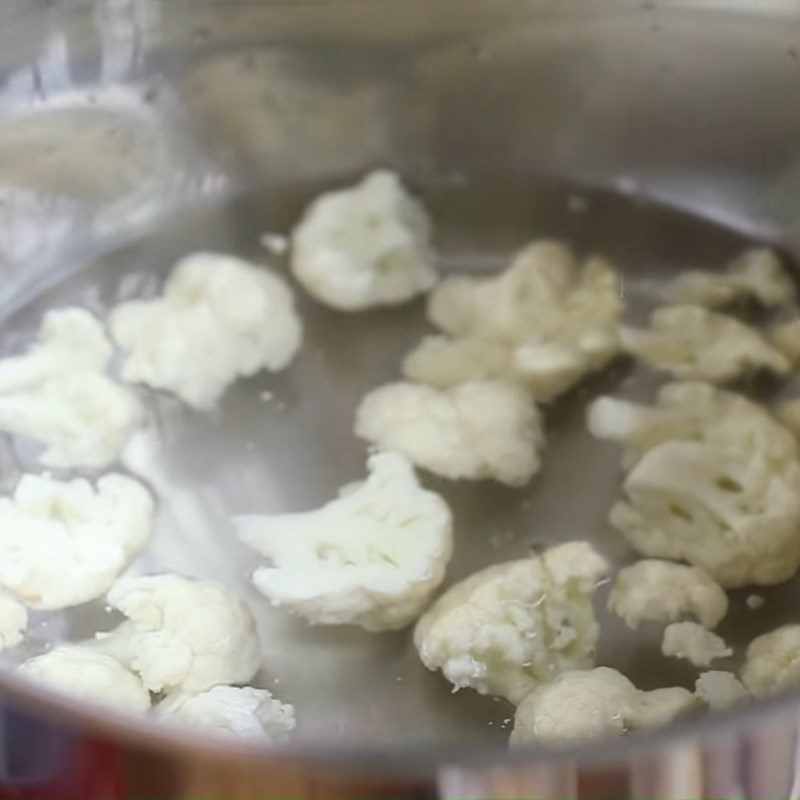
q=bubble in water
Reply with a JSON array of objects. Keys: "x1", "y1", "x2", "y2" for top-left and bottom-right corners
[
  {"x1": 567, "y1": 194, "x2": 589, "y2": 214},
  {"x1": 746, "y1": 594, "x2": 765, "y2": 610}
]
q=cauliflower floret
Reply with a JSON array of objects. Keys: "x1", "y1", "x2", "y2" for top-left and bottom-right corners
[
  {"x1": 0, "y1": 473, "x2": 153, "y2": 609},
  {"x1": 778, "y1": 399, "x2": 800, "y2": 440},
  {"x1": 770, "y1": 319, "x2": 800, "y2": 365},
  {"x1": 92, "y1": 574, "x2": 261, "y2": 695},
  {"x1": 660, "y1": 248, "x2": 796, "y2": 309},
  {"x1": 290, "y1": 170, "x2": 436, "y2": 311},
  {"x1": 109, "y1": 252, "x2": 302, "y2": 409},
  {"x1": 0, "y1": 593, "x2": 26, "y2": 650},
  {"x1": 608, "y1": 559, "x2": 727, "y2": 630},
  {"x1": 428, "y1": 240, "x2": 621, "y2": 351},
  {"x1": 402, "y1": 335, "x2": 596, "y2": 403},
  {"x1": 0, "y1": 308, "x2": 139, "y2": 468},
  {"x1": 590, "y1": 383, "x2": 800, "y2": 587},
  {"x1": 415, "y1": 240, "x2": 623, "y2": 401},
  {"x1": 610, "y1": 441, "x2": 800, "y2": 588},
  {"x1": 620, "y1": 305, "x2": 789, "y2": 382},
  {"x1": 235, "y1": 452, "x2": 452, "y2": 631},
  {"x1": 694, "y1": 671, "x2": 749, "y2": 711},
  {"x1": 414, "y1": 541, "x2": 609, "y2": 703},
  {"x1": 740, "y1": 624, "x2": 800, "y2": 696},
  {"x1": 20, "y1": 647, "x2": 150, "y2": 712},
  {"x1": 0, "y1": 308, "x2": 111, "y2": 390},
  {"x1": 0, "y1": 372, "x2": 141, "y2": 469},
  {"x1": 588, "y1": 381, "x2": 798, "y2": 471},
  {"x1": 158, "y1": 685, "x2": 295, "y2": 740},
  {"x1": 661, "y1": 622, "x2": 732, "y2": 667},
  {"x1": 355, "y1": 380, "x2": 544, "y2": 486},
  {"x1": 403, "y1": 336, "x2": 512, "y2": 389},
  {"x1": 509, "y1": 667, "x2": 698, "y2": 745}
]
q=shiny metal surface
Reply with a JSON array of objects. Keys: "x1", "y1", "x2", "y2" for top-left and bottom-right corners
[{"x1": 1, "y1": 0, "x2": 800, "y2": 796}]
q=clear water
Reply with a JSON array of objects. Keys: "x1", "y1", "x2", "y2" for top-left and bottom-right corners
[{"x1": 0, "y1": 172, "x2": 797, "y2": 749}]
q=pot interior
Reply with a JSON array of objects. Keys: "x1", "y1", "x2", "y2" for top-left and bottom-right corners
[{"x1": 0, "y1": 0, "x2": 799, "y2": 754}]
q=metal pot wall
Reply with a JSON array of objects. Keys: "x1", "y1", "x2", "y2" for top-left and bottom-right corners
[{"x1": 1, "y1": 1, "x2": 800, "y2": 797}]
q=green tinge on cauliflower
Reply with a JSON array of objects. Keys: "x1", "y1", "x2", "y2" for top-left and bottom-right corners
[
  {"x1": 92, "y1": 574, "x2": 261, "y2": 695},
  {"x1": 411, "y1": 240, "x2": 623, "y2": 401},
  {"x1": 290, "y1": 170, "x2": 436, "y2": 311},
  {"x1": 20, "y1": 647, "x2": 151, "y2": 712},
  {"x1": 661, "y1": 622, "x2": 732, "y2": 667},
  {"x1": 236, "y1": 451, "x2": 452, "y2": 632},
  {"x1": 694, "y1": 671, "x2": 749, "y2": 711},
  {"x1": 660, "y1": 248, "x2": 796, "y2": 309},
  {"x1": 414, "y1": 541, "x2": 609, "y2": 704},
  {"x1": 0, "y1": 593, "x2": 26, "y2": 650},
  {"x1": 0, "y1": 473, "x2": 153, "y2": 609},
  {"x1": 355, "y1": 380, "x2": 544, "y2": 487},
  {"x1": 608, "y1": 559, "x2": 727, "y2": 630},
  {"x1": 0, "y1": 308, "x2": 140, "y2": 468},
  {"x1": 740, "y1": 624, "x2": 800, "y2": 697},
  {"x1": 620, "y1": 305, "x2": 789, "y2": 383},
  {"x1": 109, "y1": 252, "x2": 302, "y2": 409},
  {"x1": 158, "y1": 685, "x2": 295, "y2": 740},
  {"x1": 510, "y1": 667, "x2": 698, "y2": 745},
  {"x1": 588, "y1": 381, "x2": 799, "y2": 471}
]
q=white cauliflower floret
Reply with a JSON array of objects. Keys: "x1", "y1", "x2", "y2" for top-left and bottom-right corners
[
  {"x1": 661, "y1": 622, "x2": 732, "y2": 667},
  {"x1": 0, "y1": 474, "x2": 153, "y2": 609},
  {"x1": 0, "y1": 308, "x2": 111, "y2": 390},
  {"x1": 158, "y1": 685, "x2": 295, "y2": 740},
  {"x1": 354, "y1": 380, "x2": 544, "y2": 486},
  {"x1": 588, "y1": 383, "x2": 800, "y2": 588},
  {"x1": 290, "y1": 170, "x2": 436, "y2": 311},
  {"x1": 609, "y1": 441, "x2": 800, "y2": 588},
  {"x1": 415, "y1": 240, "x2": 623, "y2": 401},
  {"x1": 235, "y1": 452, "x2": 452, "y2": 631},
  {"x1": 428, "y1": 240, "x2": 621, "y2": 352},
  {"x1": 20, "y1": 647, "x2": 150, "y2": 712},
  {"x1": 0, "y1": 309, "x2": 139, "y2": 468},
  {"x1": 414, "y1": 541, "x2": 609, "y2": 703},
  {"x1": 0, "y1": 594, "x2": 26, "y2": 650},
  {"x1": 0, "y1": 373, "x2": 141, "y2": 469},
  {"x1": 608, "y1": 559, "x2": 727, "y2": 630},
  {"x1": 92, "y1": 574, "x2": 261, "y2": 695},
  {"x1": 778, "y1": 399, "x2": 800, "y2": 440},
  {"x1": 694, "y1": 671, "x2": 749, "y2": 711},
  {"x1": 740, "y1": 625, "x2": 800, "y2": 696},
  {"x1": 620, "y1": 305, "x2": 789, "y2": 382},
  {"x1": 109, "y1": 252, "x2": 302, "y2": 409},
  {"x1": 403, "y1": 336, "x2": 511, "y2": 390},
  {"x1": 661, "y1": 248, "x2": 796, "y2": 309},
  {"x1": 510, "y1": 667, "x2": 698, "y2": 745},
  {"x1": 770, "y1": 319, "x2": 800, "y2": 365},
  {"x1": 403, "y1": 335, "x2": 596, "y2": 403},
  {"x1": 588, "y1": 382, "x2": 798, "y2": 470}
]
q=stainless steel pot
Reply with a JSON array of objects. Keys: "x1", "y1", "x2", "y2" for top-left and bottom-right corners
[{"x1": 2, "y1": 1, "x2": 800, "y2": 797}]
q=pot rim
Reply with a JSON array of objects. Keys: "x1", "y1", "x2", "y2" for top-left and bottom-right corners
[{"x1": 2, "y1": 665, "x2": 799, "y2": 776}]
